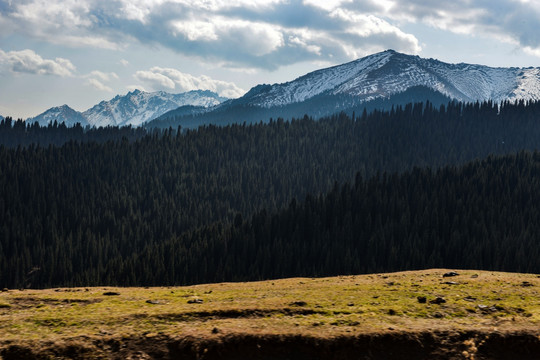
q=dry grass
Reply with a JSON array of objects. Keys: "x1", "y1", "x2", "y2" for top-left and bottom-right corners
[{"x1": 0, "y1": 269, "x2": 539, "y2": 344}]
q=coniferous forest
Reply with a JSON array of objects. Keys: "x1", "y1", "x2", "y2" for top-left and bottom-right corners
[{"x1": 2, "y1": 100, "x2": 540, "y2": 288}]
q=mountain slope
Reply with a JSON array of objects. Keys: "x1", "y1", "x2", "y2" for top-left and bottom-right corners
[{"x1": 27, "y1": 105, "x2": 89, "y2": 127}]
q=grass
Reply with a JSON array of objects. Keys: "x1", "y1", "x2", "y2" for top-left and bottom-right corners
[{"x1": 0, "y1": 269, "x2": 539, "y2": 343}]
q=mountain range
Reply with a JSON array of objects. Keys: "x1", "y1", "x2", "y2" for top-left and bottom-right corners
[
  {"x1": 28, "y1": 90, "x2": 227, "y2": 127},
  {"x1": 150, "y1": 50, "x2": 540, "y2": 129},
  {"x1": 27, "y1": 50, "x2": 540, "y2": 128}
]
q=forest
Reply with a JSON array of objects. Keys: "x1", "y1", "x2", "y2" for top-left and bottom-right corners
[
  {"x1": 0, "y1": 118, "x2": 147, "y2": 148},
  {"x1": 1, "y1": 99, "x2": 540, "y2": 288}
]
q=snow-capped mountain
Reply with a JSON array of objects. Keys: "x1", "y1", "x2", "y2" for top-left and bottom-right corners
[
  {"x1": 83, "y1": 89, "x2": 227, "y2": 127},
  {"x1": 28, "y1": 90, "x2": 227, "y2": 128},
  {"x1": 27, "y1": 105, "x2": 89, "y2": 127},
  {"x1": 236, "y1": 50, "x2": 540, "y2": 108},
  {"x1": 152, "y1": 50, "x2": 540, "y2": 129}
]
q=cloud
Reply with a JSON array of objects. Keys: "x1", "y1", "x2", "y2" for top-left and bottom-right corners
[
  {"x1": 1, "y1": 0, "x2": 119, "y2": 49},
  {"x1": 134, "y1": 69, "x2": 176, "y2": 89},
  {"x1": 87, "y1": 78, "x2": 113, "y2": 92},
  {"x1": 357, "y1": 0, "x2": 540, "y2": 55},
  {"x1": 134, "y1": 67, "x2": 245, "y2": 98},
  {"x1": 0, "y1": 0, "x2": 421, "y2": 69},
  {"x1": 119, "y1": 59, "x2": 129, "y2": 66},
  {"x1": 88, "y1": 70, "x2": 119, "y2": 82},
  {"x1": 0, "y1": 49, "x2": 75, "y2": 76},
  {"x1": 83, "y1": 70, "x2": 118, "y2": 92},
  {"x1": 126, "y1": 84, "x2": 147, "y2": 92},
  {"x1": 5, "y1": 0, "x2": 540, "y2": 68}
]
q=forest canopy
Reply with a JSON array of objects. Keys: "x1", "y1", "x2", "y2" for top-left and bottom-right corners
[{"x1": 1, "y1": 99, "x2": 540, "y2": 288}]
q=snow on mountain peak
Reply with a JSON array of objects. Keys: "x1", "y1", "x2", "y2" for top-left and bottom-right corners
[
  {"x1": 25, "y1": 51, "x2": 540, "y2": 129},
  {"x1": 82, "y1": 89, "x2": 227, "y2": 127},
  {"x1": 27, "y1": 105, "x2": 88, "y2": 127},
  {"x1": 239, "y1": 50, "x2": 540, "y2": 108},
  {"x1": 242, "y1": 50, "x2": 394, "y2": 108}
]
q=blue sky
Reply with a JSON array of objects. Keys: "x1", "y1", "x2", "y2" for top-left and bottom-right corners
[{"x1": 1, "y1": 0, "x2": 540, "y2": 119}]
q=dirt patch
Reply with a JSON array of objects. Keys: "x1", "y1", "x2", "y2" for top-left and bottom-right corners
[
  {"x1": 9, "y1": 297, "x2": 102, "y2": 309},
  {"x1": 1, "y1": 339, "x2": 96, "y2": 360},
  {"x1": 1, "y1": 331, "x2": 539, "y2": 360},
  {"x1": 142, "y1": 308, "x2": 325, "y2": 322}
]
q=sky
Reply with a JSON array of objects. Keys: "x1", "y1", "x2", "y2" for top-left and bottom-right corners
[{"x1": 1, "y1": 0, "x2": 540, "y2": 119}]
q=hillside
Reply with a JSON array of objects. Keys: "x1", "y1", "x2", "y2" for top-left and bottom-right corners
[{"x1": 0, "y1": 270, "x2": 538, "y2": 359}]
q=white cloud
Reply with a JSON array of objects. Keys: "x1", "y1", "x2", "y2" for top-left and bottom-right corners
[
  {"x1": 289, "y1": 36, "x2": 321, "y2": 55},
  {"x1": 171, "y1": 18, "x2": 284, "y2": 56},
  {"x1": 126, "y1": 84, "x2": 147, "y2": 92},
  {"x1": 134, "y1": 70, "x2": 176, "y2": 89},
  {"x1": 1, "y1": 0, "x2": 420, "y2": 69},
  {"x1": 171, "y1": 20, "x2": 219, "y2": 41},
  {"x1": 302, "y1": 0, "x2": 352, "y2": 11},
  {"x1": 88, "y1": 70, "x2": 119, "y2": 82},
  {"x1": 524, "y1": 46, "x2": 540, "y2": 58},
  {"x1": 6, "y1": 0, "x2": 540, "y2": 67},
  {"x1": 119, "y1": 59, "x2": 130, "y2": 66},
  {"x1": 0, "y1": 49, "x2": 75, "y2": 76},
  {"x1": 134, "y1": 67, "x2": 245, "y2": 98},
  {"x1": 216, "y1": 20, "x2": 285, "y2": 57},
  {"x1": 87, "y1": 78, "x2": 113, "y2": 92},
  {"x1": 3, "y1": 0, "x2": 118, "y2": 49},
  {"x1": 372, "y1": 0, "x2": 540, "y2": 56},
  {"x1": 82, "y1": 70, "x2": 118, "y2": 92}
]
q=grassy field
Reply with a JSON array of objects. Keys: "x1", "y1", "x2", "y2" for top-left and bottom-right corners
[{"x1": 0, "y1": 269, "x2": 539, "y2": 359}]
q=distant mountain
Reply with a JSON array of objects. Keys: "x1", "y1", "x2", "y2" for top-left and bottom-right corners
[
  {"x1": 149, "y1": 50, "x2": 540, "y2": 129},
  {"x1": 27, "y1": 105, "x2": 89, "y2": 127},
  {"x1": 83, "y1": 89, "x2": 227, "y2": 127},
  {"x1": 28, "y1": 90, "x2": 227, "y2": 128}
]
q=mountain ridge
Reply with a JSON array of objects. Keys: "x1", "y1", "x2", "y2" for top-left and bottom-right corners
[
  {"x1": 149, "y1": 50, "x2": 540, "y2": 129},
  {"x1": 27, "y1": 90, "x2": 227, "y2": 127},
  {"x1": 27, "y1": 50, "x2": 540, "y2": 128},
  {"x1": 232, "y1": 49, "x2": 540, "y2": 108},
  {"x1": 27, "y1": 104, "x2": 89, "y2": 127}
]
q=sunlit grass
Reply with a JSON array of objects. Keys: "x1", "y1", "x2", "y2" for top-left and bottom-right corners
[{"x1": 0, "y1": 269, "x2": 538, "y2": 343}]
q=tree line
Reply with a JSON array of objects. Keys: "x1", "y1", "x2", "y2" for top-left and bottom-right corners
[{"x1": 0, "y1": 118, "x2": 147, "y2": 148}]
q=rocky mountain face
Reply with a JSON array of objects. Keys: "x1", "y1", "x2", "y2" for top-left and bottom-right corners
[
  {"x1": 82, "y1": 89, "x2": 227, "y2": 127},
  {"x1": 28, "y1": 90, "x2": 227, "y2": 127},
  {"x1": 234, "y1": 50, "x2": 540, "y2": 108},
  {"x1": 27, "y1": 105, "x2": 89, "y2": 127}
]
